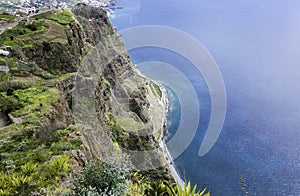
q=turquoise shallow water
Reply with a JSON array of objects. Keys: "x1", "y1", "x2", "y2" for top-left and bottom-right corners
[{"x1": 111, "y1": 0, "x2": 300, "y2": 195}]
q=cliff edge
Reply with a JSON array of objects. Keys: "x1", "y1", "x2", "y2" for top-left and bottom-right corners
[
  {"x1": 0, "y1": 3, "x2": 171, "y2": 194},
  {"x1": 71, "y1": 3, "x2": 171, "y2": 179}
]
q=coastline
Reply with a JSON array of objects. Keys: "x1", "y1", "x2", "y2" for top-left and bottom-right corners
[
  {"x1": 0, "y1": 3, "x2": 186, "y2": 193},
  {"x1": 159, "y1": 83, "x2": 184, "y2": 188},
  {"x1": 134, "y1": 66, "x2": 185, "y2": 187},
  {"x1": 160, "y1": 140, "x2": 184, "y2": 188},
  {"x1": 134, "y1": 66, "x2": 184, "y2": 187}
]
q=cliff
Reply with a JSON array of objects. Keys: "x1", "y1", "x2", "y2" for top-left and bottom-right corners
[
  {"x1": 71, "y1": 4, "x2": 170, "y2": 178},
  {"x1": 0, "y1": 3, "x2": 171, "y2": 194}
]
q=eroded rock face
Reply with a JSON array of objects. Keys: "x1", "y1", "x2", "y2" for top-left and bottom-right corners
[
  {"x1": 71, "y1": 4, "x2": 171, "y2": 180},
  {"x1": 55, "y1": 75, "x2": 75, "y2": 110},
  {"x1": 10, "y1": 24, "x2": 85, "y2": 75},
  {"x1": 72, "y1": 3, "x2": 115, "y2": 46},
  {"x1": 4, "y1": 3, "x2": 171, "y2": 180}
]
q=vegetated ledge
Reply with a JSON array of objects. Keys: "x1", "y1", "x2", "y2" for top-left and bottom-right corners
[{"x1": 0, "y1": 3, "x2": 174, "y2": 194}]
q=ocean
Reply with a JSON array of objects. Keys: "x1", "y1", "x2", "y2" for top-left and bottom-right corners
[{"x1": 110, "y1": 0, "x2": 300, "y2": 195}]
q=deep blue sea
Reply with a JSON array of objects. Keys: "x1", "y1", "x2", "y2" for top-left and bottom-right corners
[{"x1": 110, "y1": 0, "x2": 300, "y2": 195}]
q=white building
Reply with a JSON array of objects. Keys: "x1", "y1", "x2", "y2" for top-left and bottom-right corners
[
  {"x1": 20, "y1": 0, "x2": 30, "y2": 6},
  {"x1": 0, "y1": 66, "x2": 10, "y2": 73},
  {"x1": 19, "y1": 7, "x2": 36, "y2": 15},
  {"x1": 0, "y1": 49, "x2": 9, "y2": 56}
]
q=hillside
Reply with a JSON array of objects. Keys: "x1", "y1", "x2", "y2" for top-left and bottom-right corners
[
  {"x1": 0, "y1": 3, "x2": 172, "y2": 195},
  {"x1": 0, "y1": 3, "x2": 212, "y2": 195}
]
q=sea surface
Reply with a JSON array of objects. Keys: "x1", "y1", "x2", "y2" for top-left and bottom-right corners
[{"x1": 110, "y1": 0, "x2": 300, "y2": 195}]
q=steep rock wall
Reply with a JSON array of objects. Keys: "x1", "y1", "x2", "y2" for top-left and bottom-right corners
[{"x1": 71, "y1": 4, "x2": 171, "y2": 180}]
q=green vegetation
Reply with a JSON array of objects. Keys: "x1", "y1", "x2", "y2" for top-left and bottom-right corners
[
  {"x1": 166, "y1": 182, "x2": 210, "y2": 196},
  {"x1": 37, "y1": 72, "x2": 75, "y2": 87},
  {"x1": 51, "y1": 37, "x2": 68, "y2": 44},
  {"x1": 0, "y1": 9, "x2": 72, "y2": 49},
  {"x1": 17, "y1": 61, "x2": 31, "y2": 71},
  {"x1": 10, "y1": 87, "x2": 60, "y2": 117},
  {"x1": 71, "y1": 160, "x2": 210, "y2": 196},
  {"x1": 0, "y1": 13, "x2": 16, "y2": 23},
  {"x1": 71, "y1": 160, "x2": 129, "y2": 195},
  {"x1": 0, "y1": 154, "x2": 71, "y2": 195},
  {"x1": 0, "y1": 6, "x2": 104, "y2": 195},
  {"x1": 0, "y1": 8, "x2": 79, "y2": 80},
  {"x1": 0, "y1": 20, "x2": 48, "y2": 47},
  {"x1": 0, "y1": 81, "x2": 33, "y2": 92},
  {"x1": 0, "y1": 79, "x2": 79, "y2": 195},
  {"x1": 153, "y1": 83, "x2": 163, "y2": 98},
  {"x1": 0, "y1": 73, "x2": 10, "y2": 81},
  {"x1": 46, "y1": 9, "x2": 75, "y2": 25},
  {"x1": 0, "y1": 95, "x2": 81, "y2": 193},
  {"x1": 0, "y1": 56, "x2": 6, "y2": 64},
  {"x1": 127, "y1": 179, "x2": 210, "y2": 196}
]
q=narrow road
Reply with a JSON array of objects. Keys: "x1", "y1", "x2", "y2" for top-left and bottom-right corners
[
  {"x1": 160, "y1": 140, "x2": 185, "y2": 188},
  {"x1": 0, "y1": 9, "x2": 53, "y2": 35}
]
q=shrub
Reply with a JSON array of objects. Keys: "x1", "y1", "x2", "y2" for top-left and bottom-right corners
[
  {"x1": 0, "y1": 173, "x2": 34, "y2": 195},
  {"x1": 21, "y1": 162, "x2": 37, "y2": 176},
  {"x1": 152, "y1": 83, "x2": 162, "y2": 98},
  {"x1": 51, "y1": 141, "x2": 75, "y2": 154},
  {"x1": 126, "y1": 180, "x2": 210, "y2": 196},
  {"x1": 166, "y1": 181, "x2": 210, "y2": 196},
  {"x1": 0, "y1": 94, "x2": 22, "y2": 113},
  {"x1": 54, "y1": 129, "x2": 71, "y2": 140},
  {"x1": 42, "y1": 41, "x2": 51, "y2": 52},
  {"x1": 47, "y1": 154, "x2": 70, "y2": 178},
  {"x1": 71, "y1": 160, "x2": 129, "y2": 195},
  {"x1": 0, "y1": 81, "x2": 32, "y2": 92}
]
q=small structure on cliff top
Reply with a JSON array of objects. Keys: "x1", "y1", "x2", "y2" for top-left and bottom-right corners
[
  {"x1": 0, "y1": 49, "x2": 9, "y2": 56},
  {"x1": 18, "y1": 60, "x2": 31, "y2": 71},
  {"x1": 0, "y1": 65, "x2": 9, "y2": 73},
  {"x1": 18, "y1": 7, "x2": 36, "y2": 15}
]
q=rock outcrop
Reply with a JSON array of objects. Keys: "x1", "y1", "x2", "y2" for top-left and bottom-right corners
[{"x1": 71, "y1": 3, "x2": 171, "y2": 180}]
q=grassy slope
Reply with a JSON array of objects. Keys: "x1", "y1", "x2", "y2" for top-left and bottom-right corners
[
  {"x1": 0, "y1": 14, "x2": 16, "y2": 23},
  {"x1": 0, "y1": 9, "x2": 82, "y2": 195},
  {"x1": 0, "y1": 9, "x2": 77, "y2": 78}
]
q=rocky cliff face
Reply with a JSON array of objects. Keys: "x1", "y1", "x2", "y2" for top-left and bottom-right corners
[
  {"x1": 0, "y1": 3, "x2": 171, "y2": 182},
  {"x1": 71, "y1": 4, "x2": 171, "y2": 180}
]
